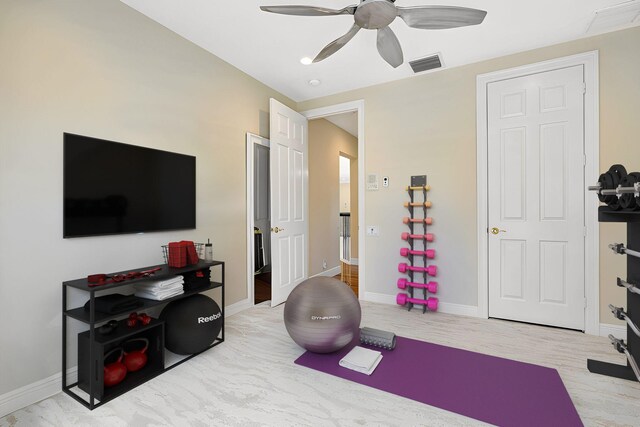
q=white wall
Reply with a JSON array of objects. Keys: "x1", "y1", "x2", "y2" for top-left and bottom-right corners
[{"x1": 0, "y1": 0, "x2": 293, "y2": 398}]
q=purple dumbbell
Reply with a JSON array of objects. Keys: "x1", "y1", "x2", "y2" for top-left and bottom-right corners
[
  {"x1": 400, "y1": 248, "x2": 435, "y2": 259},
  {"x1": 396, "y1": 293, "x2": 439, "y2": 311},
  {"x1": 401, "y1": 232, "x2": 434, "y2": 242},
  {"x1": 397, "y1": 278, "x2": 438, "y2": 293},
  {"x1": 398, "y1": 263, "x2": 437, "y2": 276}
]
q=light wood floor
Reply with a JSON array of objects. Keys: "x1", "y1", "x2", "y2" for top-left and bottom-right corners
[
  {"x1": 3, "y1": 301, "x2": 640, "y2": 426},
  {"x1": 335, "y1": 261, "x2": 358, "y2": 296}
]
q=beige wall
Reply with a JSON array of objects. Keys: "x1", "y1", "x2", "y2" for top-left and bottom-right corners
[
  {"x1": 349, "y1": 153, "x2": 359, "y2": 262},
  {"x1": 0, "y1": 0, "x2": 293, "y2": 395},
  {"x1": 339, "y1": 182, "x2": 351, "y2": 212},
  {"x1": 299, "y1": 26, "x2": 640, "y2": 326},
  {"x1": 308, "y1": 119, "x2": 358, "y2": 276}
]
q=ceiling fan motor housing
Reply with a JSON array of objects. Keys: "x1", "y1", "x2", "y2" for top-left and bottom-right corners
[{"x1": 355, "y1": 0, "x2": 398, "y2": 29}]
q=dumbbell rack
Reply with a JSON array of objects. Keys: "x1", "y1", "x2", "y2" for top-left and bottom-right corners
[
  {"x1": 402, "y1": 175, "x2": 433, "y2": 313},
  {"x1": 587, "y1": 207, "x2": 640, "y2": 382}
]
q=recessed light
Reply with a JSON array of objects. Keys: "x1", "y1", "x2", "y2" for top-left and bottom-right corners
[
  {"x1": 300, "y1": 57, "x2": 313, "y2": 65},
  {"x1": 308, "y1": 79, "x2": 321, "y2": 86}
]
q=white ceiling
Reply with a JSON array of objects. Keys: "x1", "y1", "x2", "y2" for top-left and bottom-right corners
[
  {"x1": 121, "y1": 0, "x2": 640, "y2": 102},
  {"x1": 324, "y1": 111, "x2": 358, "y2": 137}
]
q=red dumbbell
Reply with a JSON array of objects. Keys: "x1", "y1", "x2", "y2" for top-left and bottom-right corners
[
  {"x1": 396, "y1": 293, "x2": 439, "y2": 311},
  {"x1": 400, "y1": 248, "x2": 435, "y2": 259},
  {"x1": 401, "y1": 232, "x2": 434, "y2": 242},
  {"x1": 398, "y1": 263, "x2": 437, "y2": 276},
  {"x1": 397, "y1": 278, "x2": 438, "y2": 293},
  {"x1": 402, "y1": 217, "x2": 433, "y2": 225}
]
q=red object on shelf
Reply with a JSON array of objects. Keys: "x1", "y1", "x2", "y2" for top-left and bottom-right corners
[
  {"x1": 168, "y1": 242, "x2": 187, "y2": 268},
  {"x1": 181, "y1": 240, "x2": 199, "y2": 265}
]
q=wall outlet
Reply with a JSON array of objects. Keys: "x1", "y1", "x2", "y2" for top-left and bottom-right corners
[
  {"x1": 322, "y1": 259, "x2": 327, "y2": 269},
  {"x1": 366, "y1": 226, "x2": 379, "y2": 236},
  {"x1": 382, "y1": 176, "x2": 389, "y2": 188}
]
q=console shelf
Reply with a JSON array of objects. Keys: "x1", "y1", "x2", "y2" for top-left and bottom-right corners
[{"x1": 62, "y1": 259, "x2": 225, "y2": 409}]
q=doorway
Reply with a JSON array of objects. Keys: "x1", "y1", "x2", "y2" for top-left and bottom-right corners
[
  {"x1": 338, "y1": 153, "x2": 359, "y2": 295},
  {"x1": 246, "y1": 101, "x2": 365, "y2": 308},
  {"x1": 246, "y1": 134, "x2": 272, "y2": 305},
  {"x1": 476, "y1": 52, "x2": 600, "y2": 334},
  {"x1": 306, "y1": 114, "x2": 359, "y2": 296},
  {"x1": 303, "y1": 101, "x2": 365, "y2": 299}
]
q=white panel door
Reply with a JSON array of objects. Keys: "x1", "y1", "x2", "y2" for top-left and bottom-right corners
[
  {"x1": 269, "y1": 99, "x2": 309, "y2": 307},
  {"x1": 487, "y1": 65, "x2": 585, "y2": 330}
]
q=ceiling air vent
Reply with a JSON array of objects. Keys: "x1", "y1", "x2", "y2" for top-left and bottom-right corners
[
  {"x1": 587, "y1": 1, "x2": 640, "y2": 34},
  {"x1": 409, "y1": 54, "x2": 443, "y2": 74}
]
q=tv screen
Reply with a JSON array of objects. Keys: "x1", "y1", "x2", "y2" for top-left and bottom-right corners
[{"x1": 64, "y1": 133, "x2": 196, "y2": 238}]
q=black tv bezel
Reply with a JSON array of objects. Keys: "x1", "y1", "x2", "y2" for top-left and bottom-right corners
[{"x1": 63, "y1": 132, "x2": 196, "y2": 238}]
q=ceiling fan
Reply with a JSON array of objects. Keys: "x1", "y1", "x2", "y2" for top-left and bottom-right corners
[{"x1": 260, "y1": 0, "x2": 487, "y2": 68}]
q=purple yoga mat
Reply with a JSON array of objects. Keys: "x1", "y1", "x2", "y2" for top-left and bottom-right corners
[{"x1": 295, "y1": 336, "x2": 582, "y2": 426}]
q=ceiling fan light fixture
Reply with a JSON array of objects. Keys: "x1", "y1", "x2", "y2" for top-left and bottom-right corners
[
  {"x1": 300, "y1": 57, "x2": 313, "y2": 65},
  {"x1": 260, "y1": 1, "x2": 487, "y2": 67}
]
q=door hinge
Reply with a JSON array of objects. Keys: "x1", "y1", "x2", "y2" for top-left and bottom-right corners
[
  {"x1": 581, "y1": 83, "x2": 586, "y2": 94},
  {"x1": 584, "y1": 298, "x2": 588, "y2": 308},
  {"x1": 583, "y1": 154, "x2": 587, "y2": 166},
  {"x1": 583, "y1": 227, "x2": 587, "y2": 237}
]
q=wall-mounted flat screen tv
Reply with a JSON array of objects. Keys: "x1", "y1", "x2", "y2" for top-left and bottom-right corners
[{"x1": 64, "y1": 133, "x2": 196, "y2": 238}]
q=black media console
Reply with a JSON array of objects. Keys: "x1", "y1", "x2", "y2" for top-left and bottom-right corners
[{"x1": 62, "y1": 260, "x2": 225, "y2": 409}]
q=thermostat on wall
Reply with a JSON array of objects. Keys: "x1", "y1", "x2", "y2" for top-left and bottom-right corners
[{"x1": 367, "y1": 174, "x2": 379, "y2": 191}]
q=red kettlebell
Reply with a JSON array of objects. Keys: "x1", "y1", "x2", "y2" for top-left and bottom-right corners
[
  {"x1": 123, "y1": 338, "x2": 149, "y2": 372},
  {"x1": 103, "y1": 348, "x2": 127, "y2": 387}
]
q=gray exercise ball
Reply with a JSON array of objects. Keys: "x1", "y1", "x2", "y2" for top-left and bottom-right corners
[{"x1": 284, "y1": 276, "x2": 361, "y2": 353}]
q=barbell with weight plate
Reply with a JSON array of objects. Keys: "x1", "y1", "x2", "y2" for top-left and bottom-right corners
[{"x1": 587, "y1": 164, "x2": 634, "y2": 210}]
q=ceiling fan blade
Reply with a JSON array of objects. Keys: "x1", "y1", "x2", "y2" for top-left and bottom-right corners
[
  {"x1": 397, "y1": 6, "x2": 487, "y2": 30},
  {"x1": 376, "y1": 26, "x2": 403, "y2": 68},
  {"x1": 260, "y1": 5, "x2": 356, "y2": 17},
  {"x1": 313, "y1": 24, "x2": 361, "y2": 63}
]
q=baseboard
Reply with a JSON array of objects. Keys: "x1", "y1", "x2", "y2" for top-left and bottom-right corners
[
  {"x1": 362, "y1": 292, "x2": 479, "y2": 317},
  {"x1": 363, "y1": 291, "x2": 395, "y2": 305},
  {"x1": 225, "y1": 298, "x2": 253, "y2": 317},
  {"x1": 309, "y1": 266, "x2": 341, "y2": 279},
  {"x1": 0, "y1": 367, "x2": 77, "y2": 418},
  {"x1": 438, "y1": 301, "x2": 480, "y2": 318},
  {"x1": 600, "y1": 323, "x2": 627, "y2": 340},
  {"x1": 349, "y1": 258, "x2": 358, "y2": 266}
]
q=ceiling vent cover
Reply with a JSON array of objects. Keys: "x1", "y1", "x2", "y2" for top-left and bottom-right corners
[
  {"x1": 409, "y1": 54, "x2": 442, "y2": 73},
  {"x1": 587, "y1": 1, "x2": 640, "y2": 34}
]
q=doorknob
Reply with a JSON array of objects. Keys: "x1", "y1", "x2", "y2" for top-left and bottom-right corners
[
  {"x1": 271, "y1": 226, "x2": 284, "y2": 233},
  {"x1": 490, "y1": 227, "x2": 506, "y2": 235}
]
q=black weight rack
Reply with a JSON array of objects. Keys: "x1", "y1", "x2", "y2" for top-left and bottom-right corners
[
  {"x1": 403, "y1": 175, "x2": 433, "y2": 313},
  {"x1": 587, "y1": 207, "x2": 640, "y2": 381}
]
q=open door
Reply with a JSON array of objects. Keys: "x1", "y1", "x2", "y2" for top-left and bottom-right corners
[{"x1": 269, "y1": 99, "x2": 309, "y2": 306}]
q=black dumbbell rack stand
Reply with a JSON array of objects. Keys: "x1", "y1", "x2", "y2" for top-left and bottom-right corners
[{"x1": 587, "y1": 207, "x2": 640, "y2": 381}]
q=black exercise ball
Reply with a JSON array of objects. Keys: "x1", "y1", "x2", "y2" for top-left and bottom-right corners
[{"x1": 160, "y1": 294, "x2": 222, "y2": 355}]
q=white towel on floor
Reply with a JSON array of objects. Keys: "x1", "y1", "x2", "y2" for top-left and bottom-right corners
[
  {"x1": 137, "y1": 275, "x2": 184, "y2": 289},
  {"x1": 339, "y1": 346, "x2": 383, "y2": 375}
]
